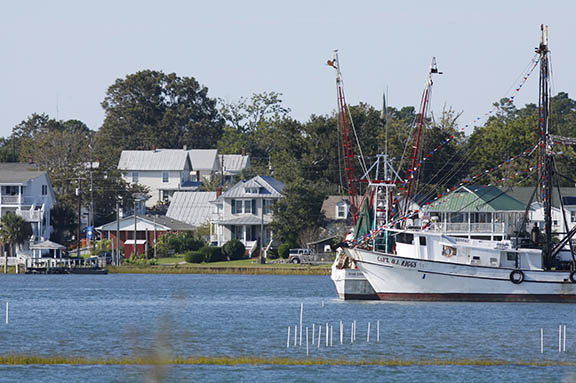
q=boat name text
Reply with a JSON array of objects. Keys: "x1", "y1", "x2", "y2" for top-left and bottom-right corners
[{"x1": 376, "y1": 256, "x2": 417, "y2": 268}]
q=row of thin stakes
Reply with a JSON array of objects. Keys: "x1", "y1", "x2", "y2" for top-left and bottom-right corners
[
  {"x1": 540, "y1": 325, "x2": 568, "y2": 353},
  {"x1": 286, "y1": 304, "x2": 380, "y2": 355}
]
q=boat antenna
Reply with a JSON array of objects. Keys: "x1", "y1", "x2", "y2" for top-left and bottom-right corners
[{"x1": 402, "y1": 57, "x2": 442, "y2": 226}]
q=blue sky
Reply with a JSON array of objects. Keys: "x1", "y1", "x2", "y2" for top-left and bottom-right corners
[{"x1": 0, "y1": 0, "x2": 574, "y2": 137}]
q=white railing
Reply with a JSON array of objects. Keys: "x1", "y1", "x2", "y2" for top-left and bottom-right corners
[
  {"x1": 1, "y1": 196, "x2": 43, "y2": 206},
  {"x1": 429, "y1": 222, "x2": 505, "y2": 233},
  {"x1": 1, "y1": 195, "x2": 18, "y2": 204}
]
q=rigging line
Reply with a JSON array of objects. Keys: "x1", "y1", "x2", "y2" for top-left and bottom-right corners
[{"x1": 344, "y1": 99, "x2": 369, "y2": 179}]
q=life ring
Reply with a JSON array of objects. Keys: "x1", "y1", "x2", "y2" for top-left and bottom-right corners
[
  {"x1": 442, "y1": 246, "x2": 455, "y2": 258},
  {"x1": 510, "y1": 270, "x2": 524, "y2": 284},
  {"x1": 570, "y1": 271, "x2": 576, "y2": 283}
]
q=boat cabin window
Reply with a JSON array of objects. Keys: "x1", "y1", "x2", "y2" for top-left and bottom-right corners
[
  {"x1": 419, "y1": 237, "x2": 426, "y2": 246},
  {"x1": 396, "y1": 233, "x2": 414, "y2": 244},
  {"x1": 506, "y1": 252, "x2": 517, "y2": 262}
]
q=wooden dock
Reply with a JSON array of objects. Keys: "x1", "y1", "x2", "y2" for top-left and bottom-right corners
[{"x1": 24, "y1": 257, "x2": 108, "y2": 275}]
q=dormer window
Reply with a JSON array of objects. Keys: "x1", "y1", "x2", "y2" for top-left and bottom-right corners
[
  {"x1": 245, "y1": 187, "x2": 259, "y2": 194},
  {"x1": 336, "y1": 201, "x2": 348, "y2": 219}
]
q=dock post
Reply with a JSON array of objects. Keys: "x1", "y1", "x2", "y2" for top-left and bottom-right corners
[
  {"x1": 541, "y1": 328, "x2": 543, "y2": 353},
  {"x1": 299, "y1": 303, "x2": 303, "y2": 346},
  {"x1": 5, "y1": 302, "x2": 8, "y2": 325},
  {"x1": 377, "y1": 320, "x2": 380, "y2": 342},
  {"x1": 367, "y1": 322, "x2": 371, "y2": 343},
  {"x1": 563, "y1": 325, "x2": 566, "y2": 352},
  {"x1": 340, "y1": 320, "x2": 343, "y2": 344},
  {"x1": 294, "y1": 325, "x2": 297, "y2": 347},
  {"x1": 287, "y1": 326, "x2": 290, "y2": 348},
  {"x1": 559, "y1": 325, "x2": 562, "y2": 352},
  {"x1": 325, "y1": 323, "x2": 329, "y2": 347},
  {"x1": 318, "y1": 325, "x2": 322, "y2": 349}
]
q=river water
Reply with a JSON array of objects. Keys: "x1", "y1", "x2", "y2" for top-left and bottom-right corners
[{"x1": 0, "y1": 274, "x2": 575, "y2": 382}]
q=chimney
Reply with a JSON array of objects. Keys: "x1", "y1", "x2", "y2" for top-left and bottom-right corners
[
  {"x1": 183, "y1": 145, "x2": 188, "y2": 151},
  {"x1": 216, "y1": 186, "x2": 222, "y2": 198},
  {"x1": 242, "y1": 147, "x2": 246, "y2": 156},
  {"x1": 152, "y1": 145, "x2": 156, "y2": 152}
]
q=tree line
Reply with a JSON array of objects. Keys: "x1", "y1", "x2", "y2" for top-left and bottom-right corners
[{"x1": 2, "y1": 69, "x2": 576, "y2": 245}]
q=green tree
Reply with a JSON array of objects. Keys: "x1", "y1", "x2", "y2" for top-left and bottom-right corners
[
  {"x1": 96, "y1": 70, "x2": 224, "y2": 167},
  {"x1": 0, "y1": 212, "x2": 32, "y2": 273},
  {"x1": 270, "y1": 180, "x2": 326, "y2": 242}
]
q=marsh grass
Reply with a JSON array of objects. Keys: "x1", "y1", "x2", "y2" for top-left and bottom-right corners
[
  {"x1": 107, "y1": 263, "x2": 330, "y2": 275},
  {"x1": 0, "y1": 355, "x2": 573, "y2": 367}
]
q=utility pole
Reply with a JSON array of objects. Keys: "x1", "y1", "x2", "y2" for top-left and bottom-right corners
[
  {"x1": 133, "y1": 199, "x2": 138, "y2": 258},
  {"x1": 76, "y1": 179, "x2": 82, "y2": 258},
  {"x1": 153, "y1": 215, "x2": 157, "y2": 259},
  {"x1": 116, "y1": 197, "x2": 122, "y2": 265},
  {"x1": 89, "y1": 138, "x2": 95, "y2": 248}
]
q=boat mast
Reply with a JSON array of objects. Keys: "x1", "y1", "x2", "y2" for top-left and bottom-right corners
[
  {"x1": 537, "y1": 25, "x2": 553, "y2": 270},
  {"x1": 403, "y1": 58, "x2": 441, "y2": 224},
  {"x1": 329, "y1": 52, "x2": 359, "y2": 224}
]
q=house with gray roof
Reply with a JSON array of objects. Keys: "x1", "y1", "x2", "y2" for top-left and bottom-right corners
[
  {"x1": 0, "y1": 163, "x2": 56, "y2": 246},
  {"x1": 118, "y1": 149, "x2": 195, "y2": 207},
  {"x1": 210, "y1": 176, "x2": 284, "y2": 252},
  {"x1": 166, "y1": 191, "x2": 216, "y2": 228},
  {"x1": 221, "y1": 154, "x2": 250, "y2": 182}
]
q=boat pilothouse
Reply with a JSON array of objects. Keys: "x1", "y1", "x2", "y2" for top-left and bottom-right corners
[{"x1": 347, "y1": 26, "x2": 576, "y2": 302}]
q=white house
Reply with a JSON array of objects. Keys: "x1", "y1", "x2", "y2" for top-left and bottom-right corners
[
  {"x1": 188, "y1": 149, "x2": 220, "y2": 182},
  {"x1": 220, "y1": 154, "x2": 250, "y2": 183},
  {"x1": 118, "y1": 149, "x2": 195, "y2": 207},
  {"x1": 0, "y1": 163, "x2": 56, "y2": 242},
  {"x1": 210, "y1": 176, "x2": 284, "y2": 252}
]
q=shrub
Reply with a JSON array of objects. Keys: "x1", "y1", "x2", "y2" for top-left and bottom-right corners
[
  {"x1": 278, "y1": 242, "x2": 295, "y2": 259},
  {"x1": 267, "y1": 249, "x2": 279, "y2": 260},
  {"x1": 201, "y1": 246, "x2": 225, "y2": 263},
  {"x1": 222, "y1": 240, "x2": 246, "y2": 261},
  {"x1": 155, "y1": 232, "x2": 205, "y2": 257},
  {"x1": 184, "y1": 251, "x2": 204, "y2": 264}
]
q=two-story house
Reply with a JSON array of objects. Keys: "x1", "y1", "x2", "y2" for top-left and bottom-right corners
[
  {"x1": 118, "y1": 149, "x2": 194, "y2": 207},
  {"x1": 0, "y1": 163, "x2": 56, "y2": 243},
  {"x1": 210, "y1": 176, "x2": 284, "y2": 252}
]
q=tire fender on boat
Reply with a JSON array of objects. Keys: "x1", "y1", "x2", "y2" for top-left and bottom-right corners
[
  {"x1": 570, "y1": 271, "x2": 576, "y2": 283},
  {"x1": 510, "y1": 270, "x2": 524, "y2": 284}
]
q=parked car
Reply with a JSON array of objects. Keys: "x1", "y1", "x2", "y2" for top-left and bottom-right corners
[{"x1": 288, "y1": 248, "x2": 315, "y2": 264}]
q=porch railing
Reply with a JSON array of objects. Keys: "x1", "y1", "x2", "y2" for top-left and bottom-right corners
[{"x1": 428, "y1": 222, "x2": 505, "y2": 233}]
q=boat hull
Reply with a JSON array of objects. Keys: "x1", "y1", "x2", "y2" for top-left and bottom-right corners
[
  {"x1": 347, "y1": 248, "x2": 576, "y2": 303},
  {"x1": 331, "y1": 263, "x2": 377, "y2": 300}
]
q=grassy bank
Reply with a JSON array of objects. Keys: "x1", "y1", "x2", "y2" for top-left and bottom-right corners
[
  {"x1": 0, "y1": 354, "x2": 572, "y2": 366},
  {"x1": 108, "y1": 259, "x2": 331, "y2": 275}
]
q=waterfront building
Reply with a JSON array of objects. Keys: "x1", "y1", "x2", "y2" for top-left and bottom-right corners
[{"x1": 209, "y1": 176, "x2": 284, "y2": 253}]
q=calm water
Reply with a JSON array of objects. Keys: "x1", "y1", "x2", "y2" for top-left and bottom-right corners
[{"x1": 0, "y1": 274, "x2": 575, "y2": 382}]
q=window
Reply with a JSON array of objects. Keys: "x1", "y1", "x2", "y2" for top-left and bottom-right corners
[
  {"x1": 336, "y1": 203, "x2": 347, "y2": 219},
  {"x1": 41, "y1": 185, "x2": 48, "y2": 195},
  {"x1": 263, "y1": 199, "x2": 274, "y2": 214},
  {"x1": 132, "y1": 172, "x2": 139, "y2": 183},
  {"x1": 419, "y1": 237, "x2": 426, "y2": 246},
  {"x1": 162, "y1": 172, "x2": 169, "y2": 183},
  {"x1": 232, "y1": 199, "x2": 254, "y2": 214},
  {"x1": 245, "y1": 187, "x2": 259, "y2": 194},
  {"x1": 571, "y1": 210, "x2": 576, "y2": 223}
]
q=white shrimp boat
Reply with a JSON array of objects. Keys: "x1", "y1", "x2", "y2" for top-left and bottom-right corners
[{"x1": 346, "y1": 26, "x2": 576, "y2": 302}]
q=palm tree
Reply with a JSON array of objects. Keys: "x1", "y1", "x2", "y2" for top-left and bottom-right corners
[{"x1": 0, "y1": 213, "x2": 33, "y2": 273}]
